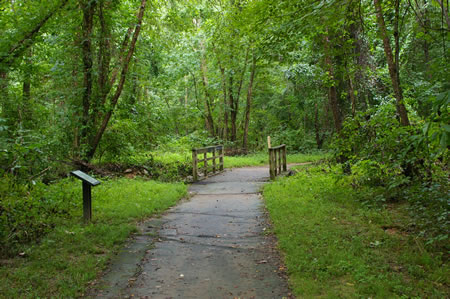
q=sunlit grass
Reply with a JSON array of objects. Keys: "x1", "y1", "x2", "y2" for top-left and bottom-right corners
[
  {"x1": 225, "y1": 151, "x2": 328, "y2": 168},
  {"x1": 263, "y1": 165, "x2": 449, "y2": 298}
]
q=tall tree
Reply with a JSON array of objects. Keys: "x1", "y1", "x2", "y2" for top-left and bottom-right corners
[
  {"x1": 243, "y1": 53, "x2": 256, "y2": 150},
  {"x1": 86, "y1": 0, "x2": 147, "y2": 159},
  {"x1": 374, "y1": 0, "x2": 410, "y2": 126}
]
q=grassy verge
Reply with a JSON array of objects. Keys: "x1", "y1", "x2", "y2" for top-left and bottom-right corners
[
  {"x1": 263, "y1": 165, "x2": 448, "y2": 298},
  {"x1": 224, "y1": 152, "x2": 327, "y2": 168},
  {"x1": 0, "y1": 178, "x2": 187, "y2": 298}
]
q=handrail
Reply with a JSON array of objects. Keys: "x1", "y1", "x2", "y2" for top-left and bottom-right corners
[
  {"x1": 192, "y1": 145, "x2": 224, "y2": 182},
  {"x1": 268, "y1": 144, "x2": 287, "y2": 180}
]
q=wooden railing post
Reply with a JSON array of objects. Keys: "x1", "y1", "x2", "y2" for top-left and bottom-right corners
[
  {"x1": 192, "y1": 149, "x2": 198, "y2": 182},
  {"x1": 273, "y1": 149, "x2": 276, "y2": 176},
  {"x1": 212, "y1": 147, "x2": 216, "y2": 173},
  {"x1": 269, "y1": 148, "x2": 275, "y2": 180},
  {"x1": 219, "y1": 146, "x2": 224, "y2": 171},
  {"x1": 268, "y1": 144, "x2": 287, "y2": 180},
  {"x1": 192, "y1": 145, "x2": 224, "y2": 182},
  {"x1": 278, "y1": 148, "x2": 282, "y2": 174},
  {"x1": 204, "y1": 152, "x2": 208, "y2": 177}
]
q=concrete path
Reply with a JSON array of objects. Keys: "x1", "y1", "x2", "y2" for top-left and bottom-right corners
[{"x1": 93, "y1": 167, "x2": 291, "y2": 298}]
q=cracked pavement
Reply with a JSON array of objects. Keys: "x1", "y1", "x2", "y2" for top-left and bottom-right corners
[{"x1": 92, "y1": 167, "x2": 291, "y2": 299}]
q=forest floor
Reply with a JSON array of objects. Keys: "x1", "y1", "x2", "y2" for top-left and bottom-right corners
[{"x1": 90, "y1": 166, "x2": 292, "y2": 298}]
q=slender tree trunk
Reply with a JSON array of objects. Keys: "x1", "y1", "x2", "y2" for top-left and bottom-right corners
[
  {"x1": 199, "y1": 41, "x2": 215, "y2": 136},
  {"x1": 184, "y1": 75, "x2": 188, "y2": 109},
  {"x1": 229, "y1": 75, "x2": 237, "y2": 141},
  {"x1": 374, "y1": 0, "x2": 410, "y2": 126},
  {"x1": 87, "y1": 0, "x2": 147, "y2": 159},
  {"x1": 243, "y1": 54, "x2": 256, "y2": 151},
  {"x1": 323, "y1": 33, "x2": 342, "y2": 132},
  {"x1": 348, "y1": 74, "x2": 356, "y2": 117},
  {"x1": 80, "y1": 0, "x2": 96, "y2": 142},
  {"x1": 435, "y1": 0, "x2": 450, "y2": 29},
  {"x1": 0, "y1": 71, "x2": 9, "y2": 119},
  {"x1": 232, "y1": 49, "x2": 249, "y2": 142},
  {"x1": 218, "y1": 65, "x2": 228, "y2": 140},
  {"x1": 93, "y1": 0, "x2": 112, "y2": 126},
  {"x1": 21, "y1": 48, "x2": 32, "y2": 127},
  {"x1": 314, "y1": 104, "x2": 324, "y2": 149},
  {"x1": 190, "y1": 71, "x2": 201, "y2": 112},
  {"x1": 422, "y1": 0, "x2": 432, "y2": 80}
]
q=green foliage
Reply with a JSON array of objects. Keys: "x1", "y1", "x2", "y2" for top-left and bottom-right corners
[
  {"x1": 263, "y1": 166, "x2": 449, "y2": 297},
  {"x1": 270, "y1": 127, "x2": 319, "y2": 153},
  {"x1": 332, "y1": 102, "x2": 445, "y2": 183},
  {"x1": 404, "y1": 179, "x2": 449, "y2": 245},
  {"x1": 331, "y1": 102, "x2": 449, "y2": 243},
  {"x1": 0, "y1": 176, "x2": 77, "y2": 257}
]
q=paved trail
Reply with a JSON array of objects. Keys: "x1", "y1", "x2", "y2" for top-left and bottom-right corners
[{"x1": 94, "y1": 167, "x2": 290, "y2": 298}]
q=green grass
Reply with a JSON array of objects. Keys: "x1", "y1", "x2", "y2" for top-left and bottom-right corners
[
  {"x1": 263, "y1": 165, "x2": 449, "y2": 298},
  {"x1": 0, "y1": 178, "x2": 187, "y2": 298},
  {"x1": 224, "y1": 152, "x2": 327, "y2": 168}
]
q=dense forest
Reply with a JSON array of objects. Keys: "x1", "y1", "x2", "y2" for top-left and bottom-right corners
[
  {"x1": 0, "y1": 0, "x2": 449, "y2": 297},
  {"x1": 1, "y1": 0, "x2": 448, "y2": 168}
]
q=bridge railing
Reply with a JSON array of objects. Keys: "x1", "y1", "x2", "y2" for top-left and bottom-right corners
[
  {"x1": 269, "y1": 144, "x2": 287, "y2": 180},
  {"x1": 192, "y1": 145, "x2": 224, "y2": 182}
]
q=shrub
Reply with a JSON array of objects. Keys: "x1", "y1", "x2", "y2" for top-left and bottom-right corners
[{"x1": 0, "y1": 176, "x2": 79, "y2": 257}]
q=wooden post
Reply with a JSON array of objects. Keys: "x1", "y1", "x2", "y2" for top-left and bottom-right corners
[
  {"x1": 269, "y1": 149, "x2": 275, "y2": 180},
  {"x1": 278, "y1": 148, "x2": 282, "y2": 174},
  {"x1": 212, "y1": 147, "x2": 216, "y2": 173},
  {"x1": 219, "y1": 146, "x2": 224, "y2": 171},
  {"x1": 272, "y1": 149, "x2": 275, "y2": 176},
  {"x1": 267, "y1": 136, "x2": 271, "y2": 148},
  {"x1": 204, "y1": 152, "x2": 207, "y2": 177},
  {"x1": 192, "y1": 149, "x2": 198, "y2": 182},
  {"x1": 282, "y1": 145, "x2": 287, "y2": 171},
  {"x1": 82, "y1": 182, "x2": 92, "y2": 222}
]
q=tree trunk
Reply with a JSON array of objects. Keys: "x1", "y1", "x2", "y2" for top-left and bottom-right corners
[
  {"x1": 228, "y1": 49, "x2": 249, "y2": 143},
  {"x1": 243, "y1": 54, "x2": 256, "y2": 151},
  {"x1": 93, "y1": 0, "x2": 112, "y2": 126},
  {"x1": 374, "y1": 0, "x2": 410, "y2": 126},
  {"x1": 86, "y1": 0, "x2": 147, "y2": 160},
  {"x1": 229, "y1": 75, "x2": 237, "y2": 141},
  {"x1": 219, "y1": 64, "x2": 228, "y2": 140},
  {"x1": 21, "y1": 48, "x2": 32, "y2": 127},
  {"x1": 80, "y1": 0, "x2": 96, "y2": 143},
  {"x1": 199, "y1": 41, "x2": 215, "y2": 136},
  {"x1": 435, "y1": 0, "x2": 450, "y2": 30},
  {"x1": 323, "y1": 34, "x2": 342, "y2": 132},
  {"x1": 0, "y1": 71, "x2": 9, "y2": 120},
  {"x1": 314, "y1": 104, "x2": 324, "y2": 149},
  {"x1": 422, "y1": 0, "x2": 432, "y2": 80},
  {"x1": 348, "y1": 74, "x2": 356, "y2": 117}
]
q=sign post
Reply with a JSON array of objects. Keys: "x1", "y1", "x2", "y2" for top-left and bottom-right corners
[{"x1": 70, "y1": 170, "x2": 101, "y2": 222}]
